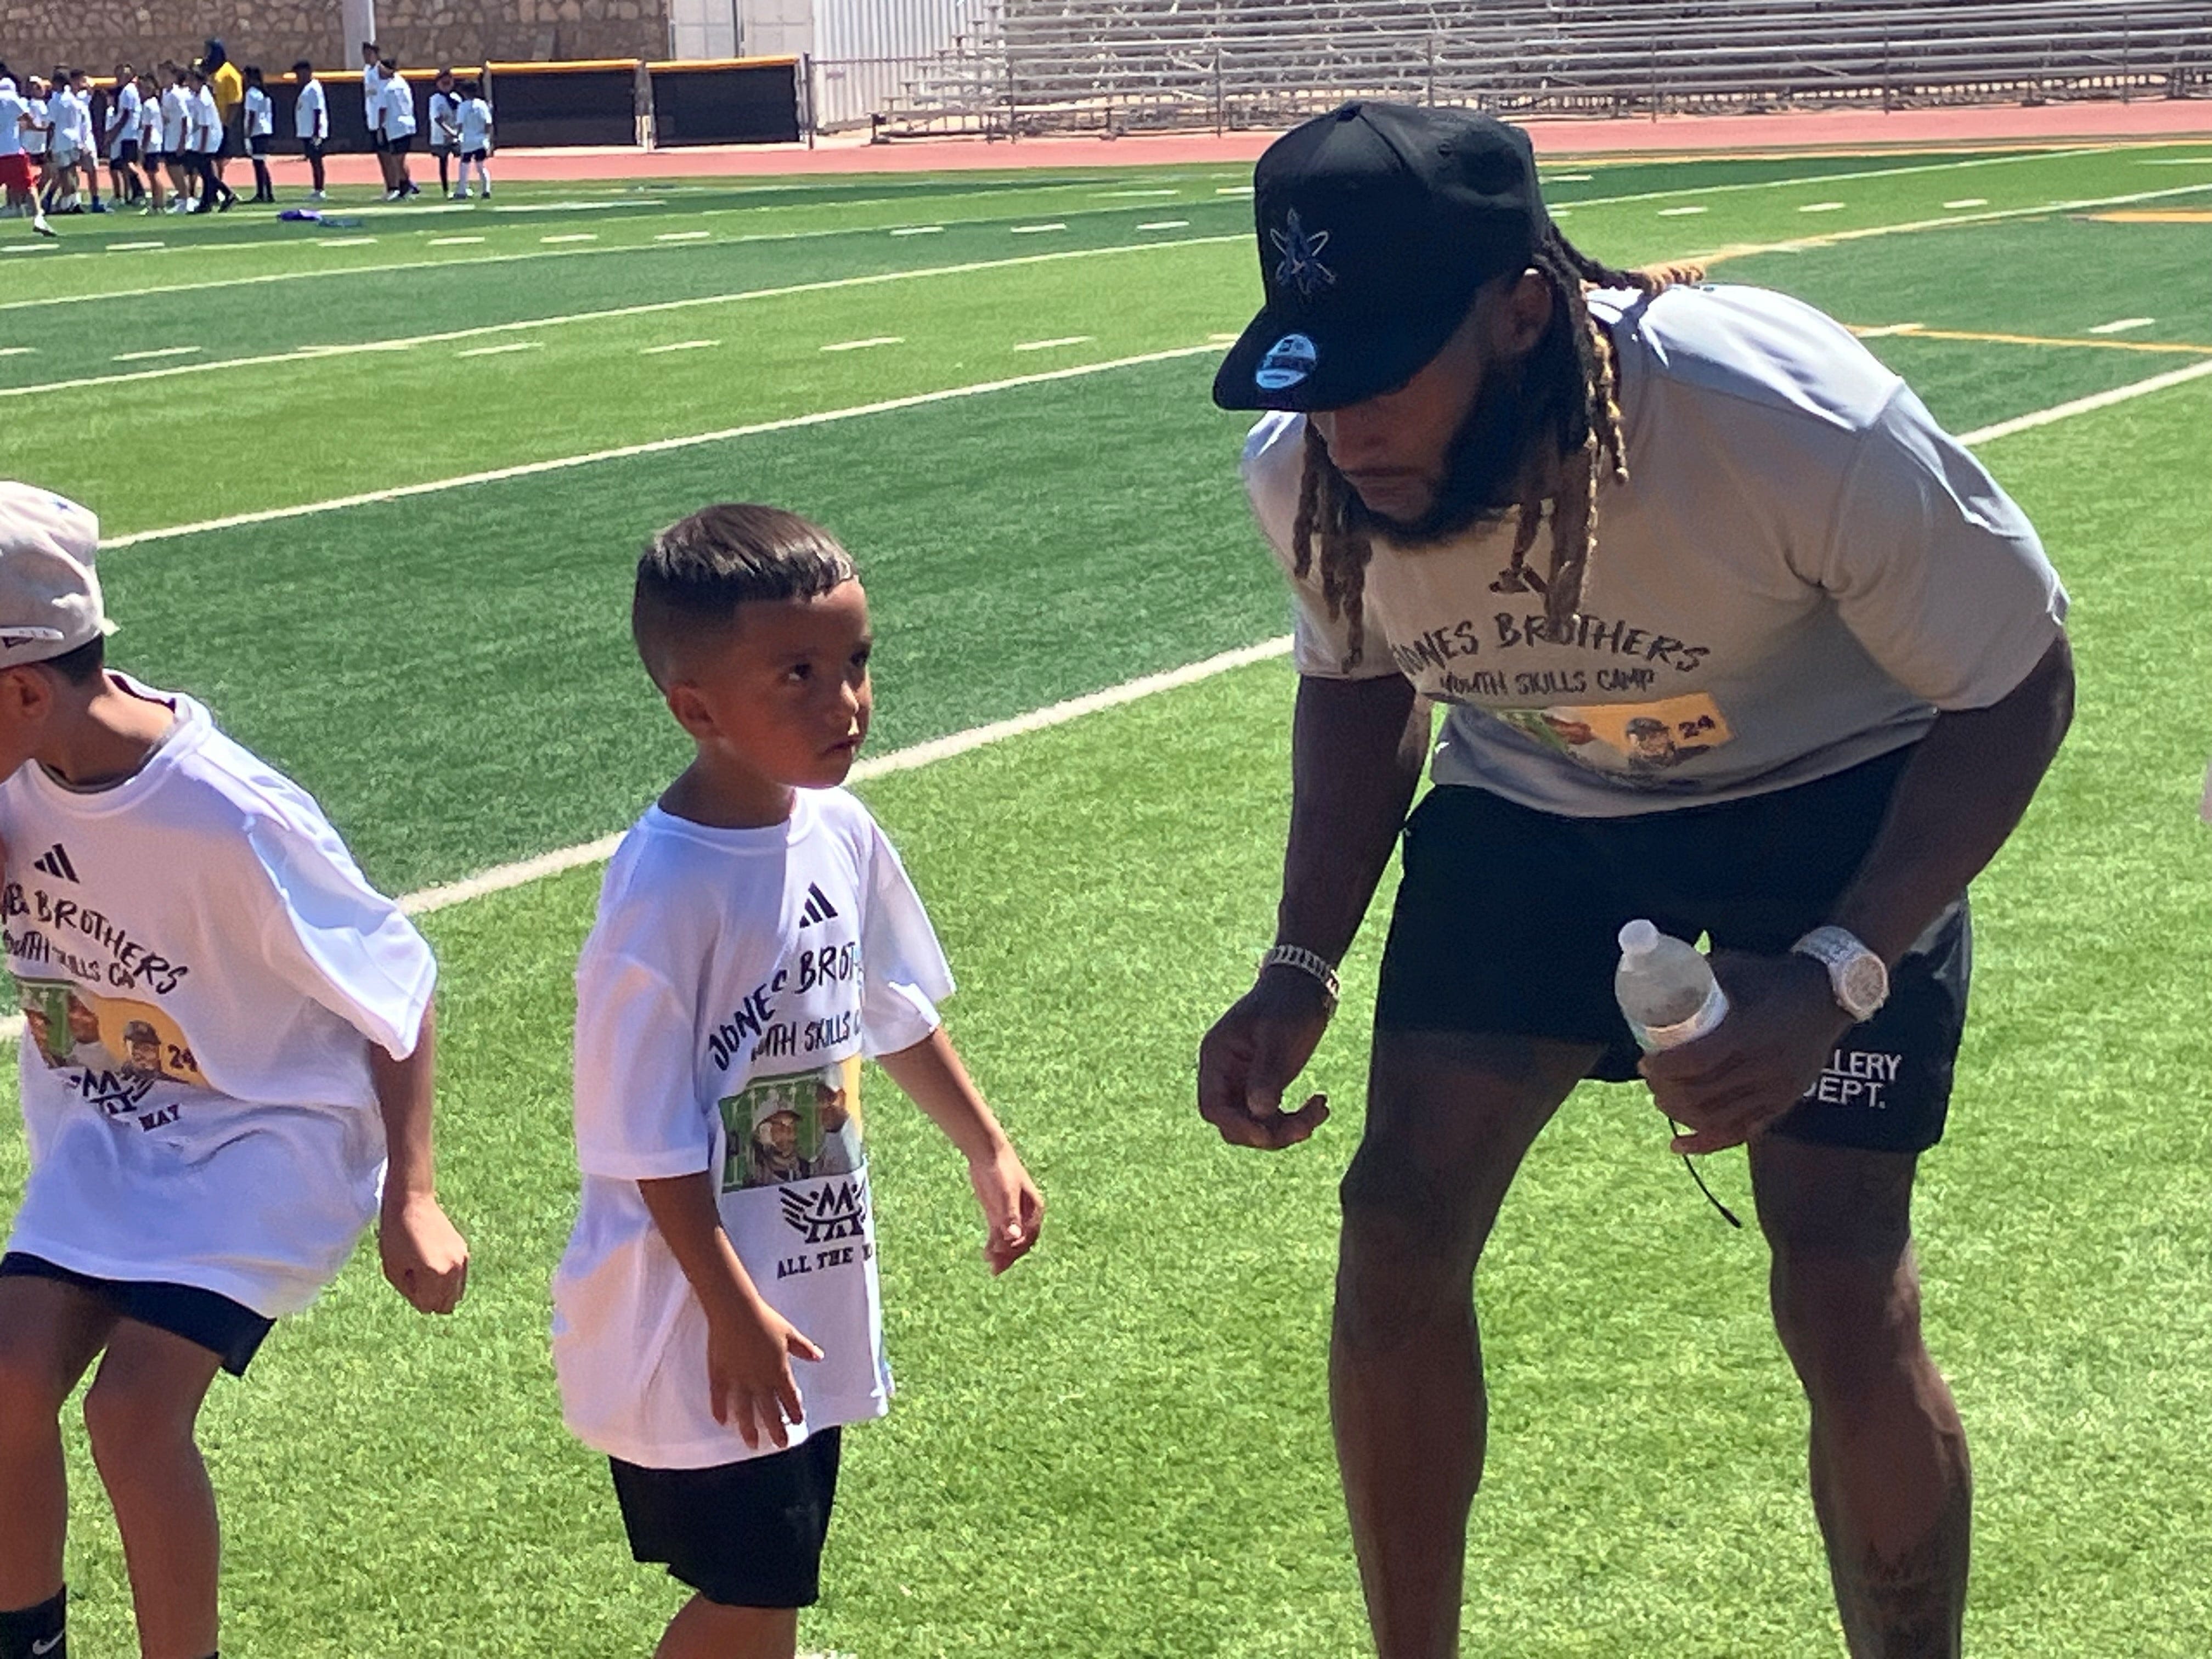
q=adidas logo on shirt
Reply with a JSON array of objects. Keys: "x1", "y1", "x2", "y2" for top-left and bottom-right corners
[
  {"x1": 797, "y1": 883, "x2": 840, "y2": 928},
  {"x1": 31, "y1": 844, "x2": 79, "y2": 883}
]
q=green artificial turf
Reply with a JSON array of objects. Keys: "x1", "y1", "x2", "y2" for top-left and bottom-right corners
[{"x1": 0, "y1": 150, "x2": 2207, "y2": 1656}]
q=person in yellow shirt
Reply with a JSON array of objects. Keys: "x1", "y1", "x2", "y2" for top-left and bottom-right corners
[{"x1": 201, "y1": 38, "x2": 241, "y2": 194}]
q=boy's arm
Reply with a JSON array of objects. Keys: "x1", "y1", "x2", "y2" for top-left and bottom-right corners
[
  {"x1": 875, "y1": 1028, "x2": 1043, "y2": 1274},
  {"x1": 636, "y1": 1170, "x2": 825, "y2": 1450},
  {"x1": 369, "y1": 1003, "x2": 470, "y2": 1314}
]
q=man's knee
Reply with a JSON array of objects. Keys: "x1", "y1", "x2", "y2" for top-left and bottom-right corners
[
  {"x1": 1334, "y1": 1133, "x2": 1491, "y2": 1356},
  {"x1": 1769, "y1": 1244, "x2": 1928, "y2": 1406}
]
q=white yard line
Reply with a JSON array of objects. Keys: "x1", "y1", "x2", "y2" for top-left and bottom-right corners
[
  {"x1": 100, "y1": 343, "x2": 1227, "y2": 549},
  {"x1": 1012, "y1": 335, "x2": 1092, "y2": 351},
  {"x1": 455, "y1": 341, "x2": 540, "y2": 358},
  {"x1": 1696, "y1": 180, "x2": 2212, "y2": 264},
  {"x1": 1136, "y1": 219, "x2": 1191, "y2": 230},
  {"x1": 1011, "y1": 222, "x2": 1068, "y2": 233},
  {"x1": 640, "y1": 338, "x2": 718, "y2": 354},
  {"x1": 889, "y1": 225, "x2": 943, "y2": 236},
  {"x1": 654, "y1": 230, "x2": 712, "y2": 241},
  {"x1": 2085, "y1": 317, "x2": 2155, "y2": 335},
  {"x1": 820, "y1": 335, "x2": 903, "y2": 352},
  {"x1": 1954, "y1": 357, "x2": 2212, "y2": 444},
  {"x1": 111, "y1": 345, "x2": 200, "y2": 362},
  {"x1": 397, "y1": 637, "x2": 1295, "y2": 916},
  {"x1": 1, "y1": 234, "x2": 1243, "y2": 401},
  {"x1": 428, "y1": 235, "x2": 485, "y2": 246},
  {"x1": 1798, "y1": 201, "x2": 1847, "y2": 212}
]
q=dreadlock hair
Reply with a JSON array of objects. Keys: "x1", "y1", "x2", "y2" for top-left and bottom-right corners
[{"x1": 1291, "y1": 227, "x2": 1705, "y2": 668}]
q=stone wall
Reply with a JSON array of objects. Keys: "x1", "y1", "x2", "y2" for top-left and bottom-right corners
[{"x1": 1, "y1": 0, "x2": 670, "y2": 81}]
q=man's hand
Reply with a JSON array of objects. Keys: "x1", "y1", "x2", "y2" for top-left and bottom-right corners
[
  {"x1": 967, "y1": 1143, "x2": 1044, "y2": 1274},
  {"x1": 1197, "y1": 966, "x2": 1335, "y2": 1150},
  {"x1": 1640, "y1": 951, "x2": 1853, "y2": 1155},
  {"x1": 707, "y1": 1298, "x2": 824, "y2": 1451},
  {"x1": 379, "y1": 1192, "x2": 470, "y2": 1314}
]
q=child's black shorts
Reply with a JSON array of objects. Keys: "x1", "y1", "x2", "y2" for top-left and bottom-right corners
[
  {"x1": 249, "y1": 133, "x2": 270, "y2": 156},
  {"x1": 461, "y1": 147, "x2": 488, "y2": 162},
  {"x1": 0, "y1": 1251, "x2": 274, "y2": 1375},
  {"x1": 1373, "y1": 743, "x2": 1969, "y2": 1155},
  {"x1": 116, "y1": 139, "x2": 140, "y2": 163},
  {"x1": 386, "y1": 132, "x2": 413, "y2": 155},
  {"x1": 611, "y1": 1427, "x2": 842, "y2": 1608}
]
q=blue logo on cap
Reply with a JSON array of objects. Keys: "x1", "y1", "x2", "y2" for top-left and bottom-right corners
[
  {"x1": 1271, "y1": 210, "x2": 1335, "y2": 300},
  {"x1": 1255, "y1": 333, "x2": 1318, "y2": 392}
]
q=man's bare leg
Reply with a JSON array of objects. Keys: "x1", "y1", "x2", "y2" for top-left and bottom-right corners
[
  {"x1": 1331, "y1": 1031, "x2": 1598, "y2": 1659},
  {"x1": 1752, "y1": 1136, "x2": 1970, "y2": 1659}
]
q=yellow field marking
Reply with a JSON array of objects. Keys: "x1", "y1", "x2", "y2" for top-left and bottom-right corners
[
  {"x1": 2086, "y1": 209, "x2": 2212, "y2": 222},
  {"x1": 1847, "y1": 323, "x2": 2212, "y2": 355}
]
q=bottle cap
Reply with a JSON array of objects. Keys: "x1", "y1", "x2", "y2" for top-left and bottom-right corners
[{"x1": 1618, "y1": 919, "x2": 1660, "y2": 958}]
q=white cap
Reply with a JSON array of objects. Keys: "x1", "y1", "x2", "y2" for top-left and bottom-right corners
[
  {"x1": 1617, "y1": 918, "x2": 1661, "y2": 958},
  {"x1": 0, "y1": 483, "x2": 114, "y2": 669}
]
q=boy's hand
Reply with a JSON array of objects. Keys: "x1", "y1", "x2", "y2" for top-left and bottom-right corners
[
  {"x1": 707, "y1": 1300, "x2": 825, "y2": 1451},
  {"x1": 379, "y1": 1193, "x2": 469, "y2": 1314},
  {"x1": 968, "y1": 1143, "x2": 1044, "y2": 1274}
]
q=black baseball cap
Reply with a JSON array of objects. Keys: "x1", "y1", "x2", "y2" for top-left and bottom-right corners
[{"x1": 1212, "y1": 102, "x2": 1548, "y2": 414}]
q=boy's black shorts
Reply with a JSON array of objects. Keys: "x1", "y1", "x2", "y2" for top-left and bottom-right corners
[
  {"x1": 386, "y1": 132, "x2": 413, "y2": 155},
  {"x1": 611, "y1": 1427, "x2": 842, "y2": 1608},
  {"x1": 116, "y1": 140, "x2": 141, "y2": 163},
  {"x1": 249, "y1": 133, "x2": 270, "y2": 156},
  {"x1": 1374, "y1": 744, "x2": 1969, "y2": 1154},
  {"x1": 0, "y1": 1252, "x2": 274, "y2": 1375}
]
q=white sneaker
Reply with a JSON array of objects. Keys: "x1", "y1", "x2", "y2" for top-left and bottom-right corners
[
  {"x1": 382, "y1": 188, "x2": 401, "y2": 202},
  {"x1": 31, "y1": 213, "x2": 55, "y2": 238},
  {"x1": 451, "y1": 188, "x2": 470, "y2": 199},
  {"x1": 308, "y1": 189, "x2": 327, "y2": 201}
]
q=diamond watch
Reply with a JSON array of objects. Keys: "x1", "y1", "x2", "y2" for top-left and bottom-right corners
[{"x1": 1791, "y1": 926, "x2": 1889, "y2": 1022}]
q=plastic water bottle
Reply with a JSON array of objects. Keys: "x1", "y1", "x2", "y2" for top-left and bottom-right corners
[{"x1": 1615, "y1": 919, "x2": 1729, "y2": 1051}]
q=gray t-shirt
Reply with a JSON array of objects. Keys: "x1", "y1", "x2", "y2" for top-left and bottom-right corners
[{"x1": 1243, "y1": 282, "x2": 2067, "y2": 817}]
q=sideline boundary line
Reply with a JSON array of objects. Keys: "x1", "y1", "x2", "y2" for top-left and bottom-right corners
[
  {"x1": 398, "y1": 637, "x2": 1296, "y2": 916},
  {"x1": 8, "y1": 235, "x2": 1242, "y2": 402},
  {"x1": 101, "y1": 344, "x2": 1226, "y2": 549},
  {"x1": 1954, "y1": 356, "x2": 2212, "y2": 444},
  {"x1": 0, "y1": 144, "x2": 2146, "y2": 317},
  {"x1": 1695, "y1": 179, "x2": 2212, "y2": 264}
]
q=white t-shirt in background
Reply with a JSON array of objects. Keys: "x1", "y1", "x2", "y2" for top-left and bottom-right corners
[
  {"x1": 0, "y1": 83, "x2": 24, "y2": 159},
  {"x1": 552, "y1": 788, "x2": 952, "y2": 1470},
  {"x1": 23, "y1": 97, "x2": 47, "y2": 156},
  {"x1": 294, "y1": 78, "x2": 327, "y2": 141},
  {"x1": 1243, "y1": 282, "x2": 2067, "y2": 817},
  {"x1": 380, "y1": 75, "x2": 415, "y2": 137},
  {"x1": 0, "y1": 680, "x2": 438, "y2": 1318},
  {"x1": 109, "y1": 82, "x2": 140, "y2": 154},
  {"x1": 427, "y1": 89, "x2": 456, "y2": 145},
  {"x1": 188, "y1": 86, "x2": 221, "y2": 152},
  {"x1": 244, "y1": 86, "x2": 272, "y2": 137},
  {"x1": 456, "y1": 97, "x2": 493, "y2": 151},
  {"x1": 136, "y1": 93, "x2": 161, "y2": 150},
  {"x1": 158, "y1": 87, "x2": 187, "y2": 153}
]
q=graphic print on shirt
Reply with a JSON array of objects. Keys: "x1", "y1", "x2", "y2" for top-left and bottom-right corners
[
  {"x1": 1493, "y1": 692, "x2": 1733, "y2": 775},
  {"x1": 718, "y1": 1056, "x2": 865, "y2": 1192},
  {"x1": 6, "y1": 868, "x2": 206, "y2": 1131}
]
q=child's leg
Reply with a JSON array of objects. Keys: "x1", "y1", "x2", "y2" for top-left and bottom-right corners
[
  {"x1": 251, "y1": 155, "x2": 272, "y2": 199},
  {"x1": 82, "y1": 1321, "x2": 224, "y2": 1659},
  {"x1": 435, "y1": 148, "x2": 449, "y2": 193},
  {"x1": 307, "y1": 143, "x2": 326, "y2": 193},
  {"x1": 0, "y1": 1276, "x2": 117, "y2": 1622},
  {"x1": 654, "y1": 1599, "x2": 798, "y2": 1659}
]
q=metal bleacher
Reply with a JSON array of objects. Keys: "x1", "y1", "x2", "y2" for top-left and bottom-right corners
[{"x1": 836, "y1": 0, "x2": 2212, "y2": 138}]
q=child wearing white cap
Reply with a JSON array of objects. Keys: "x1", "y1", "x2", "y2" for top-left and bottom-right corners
[{"x1": 0, "y1": 483, "x2": 469, "y2": 1659}]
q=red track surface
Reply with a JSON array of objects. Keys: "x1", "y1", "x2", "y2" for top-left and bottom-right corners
[{"x1": 306, "y1": 97, "x2": 2212, "y2": 190}]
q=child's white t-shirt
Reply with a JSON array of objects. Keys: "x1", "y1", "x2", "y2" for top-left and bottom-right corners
[
  {"x1": 244, "y1": 86, "x2": 273, "y2": 137},
  {"x1": 137, "y1": 93, "x2": 161, "y2": 149},
  {"x1": 427, "y1": 89, "x2": 456, "y2": 144},
  {"x1": 158, "y1": 86, "x2": 187, "y2": 151},
  {"x1": 551, "y1": 788, "x2": 952, "y2": 1470},
  {"x1": 0, "y1": 679, "x2": 438, "y2": 1318},
  {"x1": 188, "y1": 86, "x2": 221, "y2": 151},
  {"x1": 456, "y1": 98, "x2": 492, "y2": 150},
  {"x1": 294, "y1": 78, "x2": 326, "y2": 141},
  {"x1": 380, "y1": 75, "x2": 415, "y2": 137},
  {"x1": 23, "y1": 97, "x2": 46, "y2": 155}
]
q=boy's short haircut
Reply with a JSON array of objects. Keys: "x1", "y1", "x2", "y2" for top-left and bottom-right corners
[
  {"x1": 632, "y1": 504, "x2": 857, "y2": 689},
  {"x1": 38, "y1": 636, "x2": 105, "y2": 686},
  {"x1": 293, "y1": 59, "x2": 314, "y2": 76}
]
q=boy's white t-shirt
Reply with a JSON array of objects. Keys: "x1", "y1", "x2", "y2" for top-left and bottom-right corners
[
  {"x1": 23, "y1": 97, "x2": 47, "y2": 155},
  {"x1": 294, "y1": 78, "x2": 327, "y2": 141},
  {"x1": 427, "y1": 89, "x2": 456, "y2": 144},
  {"x1": 137, "y1": 93, "x2": 161, "y2": 149},
  {"x1": 456, "y1": 98, "x2": 492, "y2": 150},
  {"x1": 380, "y1": 75, "x2": 415, "y2": 137},
  {"x1": 0, "y1": 679, "x2": 438, "y2": 1318},
  {"x1": 158, "y1": 87, "x2": 187, "y2": 152},
  {"x1": 189, "y1": 86, "x2": 222, "y2": 151},
  {"x1": 362, "y1": 61, "x2": 385, "y2": 120},
  {"x1": 0, "y1": 82, "x2": 23, "y2": 158},
  {"x1": 551, "y1": 788, "x2": 952, "y2": 1470},
  {"x1": 244, "y1": 86, "x2": 273, "y2": 137}
]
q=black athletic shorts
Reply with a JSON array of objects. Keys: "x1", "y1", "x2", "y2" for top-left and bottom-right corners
[
  {"x1": 386, "y1": 132, "x2": 413, "y2": 155},
  {"x1": 116, "y1": 139, "x2": 140, "y2": 163},
  {"x1": 249, "y1": 133, "x2": 270, "y2": 156},
  {"x1": 611, "y1": 1427, "x2": 842, "y2": 1608},
  {"x1": 1374, "y1": 744, "x2": 1970, "y2": 1154},
  {"x1": 0, "y1": 1252, "x2": 274, "y2": 1375}
]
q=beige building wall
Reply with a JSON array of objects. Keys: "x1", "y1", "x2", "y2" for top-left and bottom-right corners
[{"x1": 2, "y1": 0, "x2": 672, "y2": 80}]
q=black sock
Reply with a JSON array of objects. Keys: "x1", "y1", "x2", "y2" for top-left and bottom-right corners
[{"x1": 0, "y1": 1588, "x2": 65, "y2": 1659}]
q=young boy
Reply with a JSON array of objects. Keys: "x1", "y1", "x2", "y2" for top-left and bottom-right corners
[
  {"x1": 0, "y1": 71, "x2": 52, "y2": 236},
  {"x1": 552, "y1": 504, "x2": 1043, "y2": 1659},
  {"x1": 453, "y1": 80, "x2": 492, "y2": 199},
  {"x1": 291, "y1": 59, "x2": 327, "y2": 199},
  {"x1": 105, "y1": 64, "x2": 144, "y2": 207},
  {"x1": 376, "y1": 59, "x2": 418, "y2": 200},
  {"x1": 426, "y1": 69, "x2": 458, "y2": 199},
  {"x1": 0, "y1": 483, "x2": 469, "y2": 1659}
]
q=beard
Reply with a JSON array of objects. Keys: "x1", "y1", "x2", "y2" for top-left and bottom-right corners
[{"x1": 1339, "y1": 320, "x2": 1577, "y2": 548}]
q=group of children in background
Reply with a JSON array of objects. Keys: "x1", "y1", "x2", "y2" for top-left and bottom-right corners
[{"x1": 0, "y1": 43, "x2": 490, "y2": 235}]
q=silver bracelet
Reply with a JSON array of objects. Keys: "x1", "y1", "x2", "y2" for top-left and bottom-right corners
[{"x1": 1260, "y1": 943, "x2": 1341, "y2": 1005}]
